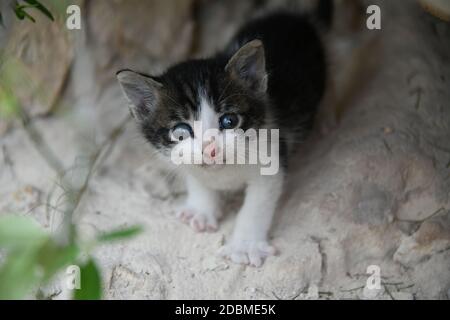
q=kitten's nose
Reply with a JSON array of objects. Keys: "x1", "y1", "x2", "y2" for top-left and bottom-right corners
[{"x1": 203, "y1": 141, "x2": 216, "y2": 159}]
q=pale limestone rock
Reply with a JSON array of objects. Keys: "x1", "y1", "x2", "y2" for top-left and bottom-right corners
[
  {"x1": 3, "y1": 15, "x2": 74, "y2": 116},
  {"x1": 86, "y1": 0, "x2": 195, "y2": 82}
]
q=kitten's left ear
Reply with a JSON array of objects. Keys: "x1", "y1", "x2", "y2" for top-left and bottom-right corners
[
  {"x1": 116, "y1": 69, "x2": 163, "y2": 121},
  {"x1": 225, "y1": 39, "x2": 268, "y2": 93}
]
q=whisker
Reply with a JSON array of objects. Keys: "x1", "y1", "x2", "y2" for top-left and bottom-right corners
[{"x1": 218, "y1": 78, "x2": 235, "y2": 103}]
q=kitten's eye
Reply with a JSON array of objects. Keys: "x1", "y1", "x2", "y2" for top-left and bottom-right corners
[
  {"x1": 170, "y1": 123, "x2": 193, "y2": 142},
  {"x1": 219, "y1": 113, "x2": 239, "y2": 130}
]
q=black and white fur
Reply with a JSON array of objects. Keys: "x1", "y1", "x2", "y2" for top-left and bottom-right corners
[{"x1": 117, "y1": 1, "x2": 332, "y2": 267}]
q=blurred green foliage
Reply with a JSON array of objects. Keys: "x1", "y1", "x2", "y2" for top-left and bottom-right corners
[
  {"x1": 0, "y1": 86, "x2": 20, "y2": 119},
  {"x1": 0, "y1": 58, "x2": 26, "y2": 120},
  {"x1": 74, "y1": 259, "x2": 101, "y2": 300},
  {"x1": 0, "y1": 0, "x2": 54, "y2": 25},
  {"x1": 0, "y1": 1, "x2": 143, "y2": 300},
  {"x1": 0, "y1": 215, "x2": 143, "y2": 300}
]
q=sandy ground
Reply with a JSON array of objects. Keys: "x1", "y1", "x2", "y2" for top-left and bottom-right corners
[{"x1": 1, "y1": 0, "x2": 449, "y2": 299}]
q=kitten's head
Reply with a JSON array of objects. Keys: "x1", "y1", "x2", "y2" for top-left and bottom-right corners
[{"x1": 117, "y1": 40, "x2": 269, "y2": 170}]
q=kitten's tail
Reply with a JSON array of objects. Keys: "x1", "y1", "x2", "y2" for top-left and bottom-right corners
[{"x1": 315, "y1": 0, "x2": 334, "y2": 29}]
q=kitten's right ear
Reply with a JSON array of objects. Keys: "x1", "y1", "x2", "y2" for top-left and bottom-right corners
[
  {"x1": 116, "y1": 69, "x2": 162, "y2": 121},
  {"x1": 225, "y1": 39, "x2": 267, "y2": 93}
]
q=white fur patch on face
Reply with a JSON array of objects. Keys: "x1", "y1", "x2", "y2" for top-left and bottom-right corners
[
  {"x1": 198, "y1": 95, "x2": 219, "y2": 131},
  {"x1": 197, "y1": 95, "x2": 223, "y2": 163},
  {"x1": 171, "y1": 94, "x2": 219, "y2": 164},
  {"x1": 172, "y1": 93, "x2": 267, "y2": 168},
  {"x1": 173, "y1": 93, "x2": 221, "y2": 166}
]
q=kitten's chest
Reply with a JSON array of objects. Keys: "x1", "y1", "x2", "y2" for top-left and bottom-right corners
[{"x1": 188, "y1": 165, "x2": 255, "y2": 191}]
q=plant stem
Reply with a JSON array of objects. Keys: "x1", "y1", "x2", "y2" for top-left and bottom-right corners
[
  {"x1": 19, "y1": 103, "x2": 131, "y2": 245},
  {"x1": 20, "y1": 110, "x2": 65, "y2": 174}
]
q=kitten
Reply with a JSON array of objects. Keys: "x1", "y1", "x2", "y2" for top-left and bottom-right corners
[{"x1": 117, "y1": 1, "x2": 332, "y2": 267}]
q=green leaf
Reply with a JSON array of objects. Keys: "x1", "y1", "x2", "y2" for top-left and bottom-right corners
[
  {"x1": 0, "y1": 215, "x2": 49, "y2": 249},
  {"x1": 0, "y1": 85, "x2": 21, "y2": 119},
  {"x1": 0, "y1": 246, "x2": 42, "y2": 299},
  {"x1": 13, "y1": 6, "x2": 36, "y2": 23},
  {"x1": 0, "y1": 236, "x2": 80, "y2": 299},
  {"x1": 14, "y1": 7, "x2": 26, "y2": 20},
  {"x1": 97, "y1": 225, "x2": 143, "y2": 243},
  {"x1": 20, "y1": 8, "x2": 36, "y2": 22},
  {"x1": 74, "y1": 258, "x2": 102, "y2": 300},
  {"x1": 23, "y1": 0, "x2": 54, "y2": 21},
  {"x1": 37, "y1": 241, "x2": 79, "y2": 282}
]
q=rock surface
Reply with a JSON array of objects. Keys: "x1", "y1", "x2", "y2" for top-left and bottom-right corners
[
  {"x1": 1, "y1": 6, "x2": 74, "y2": 116},
  {"x1": 0, "y1": 0, "x2": 449, "y2": 299}
]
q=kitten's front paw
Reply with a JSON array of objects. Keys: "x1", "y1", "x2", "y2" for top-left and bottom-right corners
[
  {"x1": 176, "y1": 207, "x2": 219, "y2": 233},
  {"x1": 218, "y1": 240, "x2": 277, "y2": 267}
]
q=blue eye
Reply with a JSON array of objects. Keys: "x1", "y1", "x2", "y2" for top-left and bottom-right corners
[
  {"x1": 219, "y1": 113, "x2": 239, "y2": 130},
  {"x1": 171, "y1": 123, "x2": 192, "y2": 141}
]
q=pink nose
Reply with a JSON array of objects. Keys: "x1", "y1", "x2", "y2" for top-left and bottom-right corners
[{"x1": 203, "y1": 142, "x2": 216, "y2": 159}]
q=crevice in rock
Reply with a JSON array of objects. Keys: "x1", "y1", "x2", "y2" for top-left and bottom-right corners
[{"x1": 311, "y1": 236, "x2": 328, "y2": 287}]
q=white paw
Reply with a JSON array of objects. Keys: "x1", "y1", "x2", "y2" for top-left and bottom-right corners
[
  {"x1": 218, "y1": 240, "x2": 277, "y2": 267},
  {"x1": 176, "y1": 207, "x2": 218, "y2": 233}
]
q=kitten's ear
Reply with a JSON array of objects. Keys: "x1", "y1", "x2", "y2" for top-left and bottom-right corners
[
  {"x1": 116, "y1": 69, "x2": 163, "y2": 121},
  {"x1": 225, "y1": 39, "x2": 268, "y2": 93}
]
